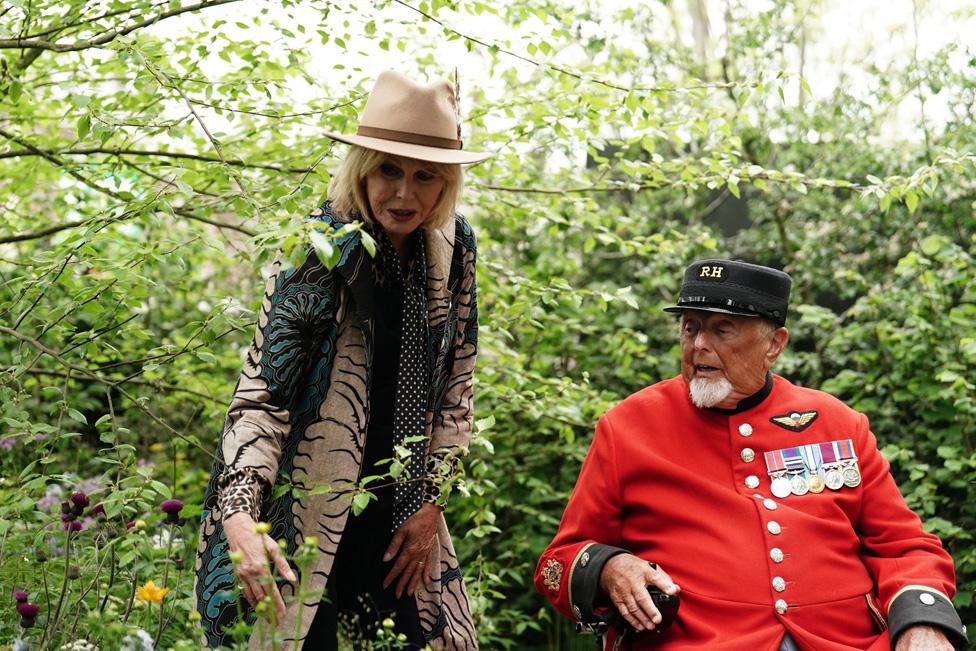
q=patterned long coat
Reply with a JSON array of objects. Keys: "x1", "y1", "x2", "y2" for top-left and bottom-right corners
[{"x1": 194, "y1": 204, "x2": 480, "y2": 649}]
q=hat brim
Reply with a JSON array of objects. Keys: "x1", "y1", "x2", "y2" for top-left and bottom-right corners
[
  {"x1": 324, "y1": 131, "x2": 491, "y2": 165},
  {"x1": 663, "y1": 305, "x2": 760, "y2": 318}
]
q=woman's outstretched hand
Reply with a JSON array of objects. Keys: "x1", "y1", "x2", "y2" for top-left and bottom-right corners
[
  {"x1": 382, "y1": 502, "x2": 441, "y2": 598},
  {"x1": 223, "y1": 512, "x2": 296, "y2": 621}
]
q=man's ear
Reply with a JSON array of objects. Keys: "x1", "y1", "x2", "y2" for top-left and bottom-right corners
[{"x1": 766, "y1": 327, "x2": 789, "y2": 365}]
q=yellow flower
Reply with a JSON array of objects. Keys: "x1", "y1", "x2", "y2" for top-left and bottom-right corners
[{"x1": 136, "y1": 580, "x2": 169, "y2": 604}]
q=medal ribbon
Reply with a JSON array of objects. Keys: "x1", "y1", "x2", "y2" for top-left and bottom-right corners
[
  {"x1": 799, "y1": 444, "x2": 819, "y2": 474},
  {"x1": 764, "y1": 449, "x2": 785, "y2": 474},
  {"x1": 819, "y1": 441, "x2": 837, "y2": 464},
  {"x1": 781, "y1": 446, "x2": 805, "y2": 474}
]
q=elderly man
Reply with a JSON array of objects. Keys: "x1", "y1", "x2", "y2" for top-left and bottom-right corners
[{"x1": 535, "y1": 260, "x2": 968, "y2": 650}]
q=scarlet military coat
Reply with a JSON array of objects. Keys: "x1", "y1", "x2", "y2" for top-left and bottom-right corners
[
  {"x1": 194, "y1": 204, "x2": 479, "y2": 649},
  {"x1": 535, "y1": 374, "x2": 967, "y2": 650}
]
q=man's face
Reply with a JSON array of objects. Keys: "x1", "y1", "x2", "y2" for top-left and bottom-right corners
[{"x1": 679, "y1": 310, "x2": 788, "y2": 409}]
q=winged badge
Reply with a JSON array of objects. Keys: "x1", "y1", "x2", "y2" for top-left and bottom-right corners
[{"x1": 770, "y1": 410, "x2": 818, "y2": 432}]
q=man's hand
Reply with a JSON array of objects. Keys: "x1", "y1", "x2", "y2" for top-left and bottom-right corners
[
  {"x1": 599, "y1": 553, "x2": 680, "y2": 632},
  {"x1": 382, "y1": 502, "x2": 441, "y2": 598},
  {"x1": 894, "y1": 624, "x2": 954, "y2": 650},
  {"x1": 223, "y1": 512, "x2": 296, "y2": 622}
]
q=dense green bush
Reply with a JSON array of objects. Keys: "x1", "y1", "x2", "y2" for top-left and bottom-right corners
[{"x1": 1, "y1": 0, "x2": 973, "y2": 648}]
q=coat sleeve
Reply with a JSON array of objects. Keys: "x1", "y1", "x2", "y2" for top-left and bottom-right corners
[
  {"x1": 534, "y1": 414, "x2": 630, "y2": 623},
  {"x1": 217, "y1": 252, "x2": 335, "y2": 521},
  {"x1": 853, "y1": 413, "x2": 968, "y2": 649},
  {"x1": 424, "y1": 219, "x2": 479, "y2": 506}
]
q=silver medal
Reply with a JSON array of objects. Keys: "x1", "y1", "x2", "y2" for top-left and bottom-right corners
[
  {"x1": 771, "y1": 475, "x2": 792, "y2": 498},
  {"x1": 789, "y1": 474, "x2": 809, "y2": 496}
]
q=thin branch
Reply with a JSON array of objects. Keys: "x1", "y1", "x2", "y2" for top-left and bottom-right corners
[
  {"x1": 1, "y1": 366, "x2": 220, "y2": 404},
  {"x1": 0, "y1": 0, "x2": 243, "y2": 51},
  {"x1": 0, "y1": 326, "x2": 216, "y2": 458},
  {"x1": 393, "y1": 0, "x2": 736, "y2": 94},
  {"x1": 0, "y1": 128, "x2": 255, "y2": 236},
  {"x1": 0, "y1": 220, "x2": 86, "y2": 244},
  {"x1": 0, "y1": 145, "x2": 312, "y2": 173},
  {"x1": 20, "y1": 1, "x2": 169, "y2": 40}
]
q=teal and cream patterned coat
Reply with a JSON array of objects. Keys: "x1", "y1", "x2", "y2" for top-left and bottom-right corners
[{"x1": 193, "y1": 203, "x2": 479, "y2": 649}]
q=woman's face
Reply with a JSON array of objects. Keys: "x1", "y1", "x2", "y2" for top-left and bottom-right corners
[{"x1": 365, "y1": 155, "x2": 445, "y2": 252}]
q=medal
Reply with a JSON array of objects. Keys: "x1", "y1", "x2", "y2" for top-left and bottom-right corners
[
  {"x1": 800, "y1": 444, "x2": 825, "y2": 493},
  {"x1": 765, "y1": 450, "x2": 792, "y2": 498},
  {"x1": 789, "y1": 474, "x2": 809, "y2": 496},
  {"x1": 782, "y1": 447, "x2": 808, "y2": 497},
  {"x1": 771, "y1": 475, "x2": 792, "y2": 498},
  {"x1": 835, "y1": 439, "x2": 861, "y2": 489},
  {"x1": 808, "y1": 473, "x2": 826, "y2": 493},
  {"x1": 820, "y1": 442, "x2": 844, "y2": 490},
  {"x1": 842, "y1": 463, "x2": 862, "y2": 488}
]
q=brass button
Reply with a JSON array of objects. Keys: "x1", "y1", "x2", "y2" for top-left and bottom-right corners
[
  {"x1": 772, "y1": 576, "x2": 786, "y2": 592},
  {"x1": 770, "y1": 547, "x2": 784, "y2": 563},
  {"x1": 775, "y1": 599, "x2": 788, "y2": 614},
  {"x1": 741, "y1": 448, "x2": 755, "y2": 463},
  {"x1": 767, "y1": 521, "x2": 782, "y2": 535},
  {"x1": 745, "y1": 475, "x2": 760, "y2": 489},
  {"x1": 738, "y1": 423, "x2": 753, "y2": 437},
  {"x1": 763, "y1": 498, "x2": 777, "y2": 511}
]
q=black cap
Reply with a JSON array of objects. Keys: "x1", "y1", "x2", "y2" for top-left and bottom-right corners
[{"x1": 663, "y1": 259, "x2": 792, "y2": 326}]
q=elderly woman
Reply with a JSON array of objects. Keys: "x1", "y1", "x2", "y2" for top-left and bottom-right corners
[{"x1": 194, "y1": 71, "x2": 488, "y2": 649}]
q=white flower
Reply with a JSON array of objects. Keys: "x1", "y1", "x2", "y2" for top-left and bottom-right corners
[
  {"x1": 58, "y1": 641, "x2": 99, "y2": 651},
  {"x1": 121, "y1": 628, "x2": 154, "y2": 651},
  {"x1": 13, "y1": 638, "x2": 29, "y2": 651}
]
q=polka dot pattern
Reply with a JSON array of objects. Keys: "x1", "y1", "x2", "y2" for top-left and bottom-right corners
[{"x1": 381, "y1": 234, "x2": 430, "y2": 531}]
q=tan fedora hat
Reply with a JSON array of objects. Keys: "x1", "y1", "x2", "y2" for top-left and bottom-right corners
[{"x1": 325, "y1": 70, "x2": 491, "y2": 165}]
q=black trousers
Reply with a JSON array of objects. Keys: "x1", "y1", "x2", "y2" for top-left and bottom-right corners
[{"x1": 302, "y1": 492, "x2": 425, "y2": 650}]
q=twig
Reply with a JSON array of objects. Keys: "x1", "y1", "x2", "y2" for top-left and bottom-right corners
[{"x1": 0, "y1": 0, "x2": 243, "y2": 51}]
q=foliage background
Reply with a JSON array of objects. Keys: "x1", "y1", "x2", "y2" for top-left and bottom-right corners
[{"x1": 1, "y1": 0, "x2": 974, "y2": 648}]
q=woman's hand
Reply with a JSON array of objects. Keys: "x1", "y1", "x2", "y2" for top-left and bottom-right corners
[
  {"x1": 382, "y1": 502, "x2": 441, "y2": 598},
  {"x1": 223, "y1": 512, "x2": 296, "y2": 621}
]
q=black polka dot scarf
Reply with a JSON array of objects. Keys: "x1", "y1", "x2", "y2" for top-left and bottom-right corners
[{"x1": 376, "y1": 232, "x2": 430, "y2": 531}]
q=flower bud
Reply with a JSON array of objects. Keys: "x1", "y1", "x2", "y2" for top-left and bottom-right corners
[
  {"x1": 382, "y1": 617, "x2": 396, "y2": 629},
  {"x1": 188, "y1": 610, "x2": 202, "y2": 622},
  {"x1": 254, "y1": 522, "x2": 271, "y2": 535},
  {"x1": 228, "y1": 550, "x2": 244, "y2": 564},
  {"x1": 67, "y1": 565, "x2": 81, "y2": 580}
]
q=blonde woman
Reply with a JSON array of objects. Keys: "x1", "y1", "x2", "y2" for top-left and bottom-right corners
[{"x1": 195, "y1": 70, "x2": 489, "y2": 649}]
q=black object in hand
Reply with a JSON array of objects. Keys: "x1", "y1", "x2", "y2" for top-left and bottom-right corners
[{"x1": 645, "y1": 586, "x2": 679, "y2": 632}]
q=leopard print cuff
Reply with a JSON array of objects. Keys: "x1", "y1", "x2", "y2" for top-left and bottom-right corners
[
  {"x1": 423, "y1": 452, "x2": 460, "y2": 507},
  {"x1": 217, "y1": 468, "x2": 268, "y2": 522}
]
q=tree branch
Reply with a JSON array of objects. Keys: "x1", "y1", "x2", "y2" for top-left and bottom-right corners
[
  {"x1": 0, "y1": 128, "x2": 255, "y2": 236},
  {"x1": 0, "y1": 326, "x2": 216, "y2": 459},
  {"x1": 0, "y1": 146, "x2": 312, "y2": 173},
  {"x1": 0, "y1": 0, "x2": 243, "y2": 51}
]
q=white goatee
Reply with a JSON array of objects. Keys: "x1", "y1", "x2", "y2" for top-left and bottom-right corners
[{"x1": 689, "y1": 377, "x2": 734, "y2": 408}]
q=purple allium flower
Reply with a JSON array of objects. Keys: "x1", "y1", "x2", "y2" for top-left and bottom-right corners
[
  {"x1": 91, "y1": 503, "x2": 105, "y2": 516},
  {"x1": 64, "y1": 520, "x2": 82, "y2": 533},
  {"x1": 16, "y1": 602, "x2": 39, "y2": 617},
  {"x1": 71, "y1": 492, "x2": 89, "y2": 508},
  {"x1": 13, "y1": 590, "x2": 28, "y2": 603},
  {"x1": 125, "y1": 521, "x2": 135, "y2": 529}
]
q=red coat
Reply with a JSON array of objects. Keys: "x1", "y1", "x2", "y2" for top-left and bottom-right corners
[{"x1": 535, "y1": 375, "x2": 965, "y2": 650}]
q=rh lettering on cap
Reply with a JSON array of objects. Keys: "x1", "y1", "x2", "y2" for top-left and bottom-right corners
[{"x1": 699, "y1": 265, "x2": 726, "y2": 279}]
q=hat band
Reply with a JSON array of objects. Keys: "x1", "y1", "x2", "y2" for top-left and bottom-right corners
[{"x1": 356, "y1": 126, "x2": 463, "y2": 150}]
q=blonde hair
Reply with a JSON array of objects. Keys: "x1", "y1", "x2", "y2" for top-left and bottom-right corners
[{"x1": 328, "y1": 145, "x2": 464, "y2": 231}]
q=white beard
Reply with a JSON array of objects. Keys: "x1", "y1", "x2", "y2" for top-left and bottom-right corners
[{"x1": 688, "y1": 377, "x2": 734, "y2": 408}]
